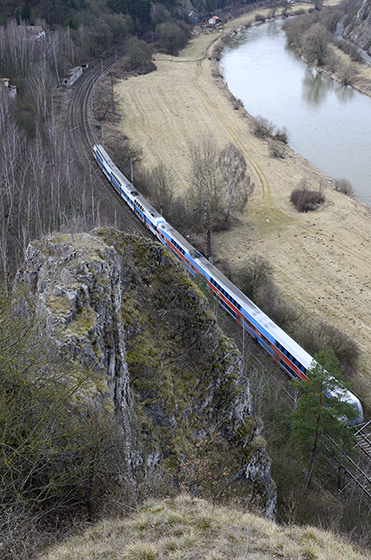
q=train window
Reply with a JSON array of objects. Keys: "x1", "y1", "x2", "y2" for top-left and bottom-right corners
[
  {"x1": 261, "y1": 334, "x2": 270, "y2": 346},
  {"x1": 279, "y1": 359, "x2": 295, "y2": 378},
  {"x1": 219, "y1": 297, "x2": 237, "y2": 319}
]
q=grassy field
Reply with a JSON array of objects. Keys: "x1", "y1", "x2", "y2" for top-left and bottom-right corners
[{"x1": 114, "y1": 4, "x2": 371, "y2": 412}]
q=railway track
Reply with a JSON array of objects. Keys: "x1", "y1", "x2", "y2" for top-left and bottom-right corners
[
  {"x1": 67, "y1": 49, "x2": 371, "y2": 505},
  {"x1": 66, "y1": 54, "x2": 152, "y2": 238}
]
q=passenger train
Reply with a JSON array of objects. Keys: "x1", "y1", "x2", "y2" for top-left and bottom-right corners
[{"x1": 93, "y1": 144, "x2": 364, "y2": 424}]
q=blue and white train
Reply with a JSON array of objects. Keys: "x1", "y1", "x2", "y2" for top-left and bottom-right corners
[{"x1": 93, "y1": 144, "x2": 364, "y2": 424}]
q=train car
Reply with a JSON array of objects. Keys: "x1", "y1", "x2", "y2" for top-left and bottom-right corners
[
  {"x1": 93, "y1": 144, "x2": 364, "y2": 424},
  {"x1": 93, "y1": 144, "x2": 165, "y2": 236}
]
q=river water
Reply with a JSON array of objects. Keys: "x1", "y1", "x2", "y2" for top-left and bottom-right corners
[{"x1": 220, "y1": 19, "x2": 371, "y2": 206}]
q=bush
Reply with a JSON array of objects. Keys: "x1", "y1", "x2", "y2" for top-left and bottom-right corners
[
  {"x1": 268, "y1": 140, "x2": 285, "y2": 158},
  {"x1": 337, "y1": 62, "x2": 357, "y2": 86},
  {"x1": 349, "y1": 47, "x2": 363, "y2": 63},
  {"x1": 274, "y1": 126, "x2": 289, "y2": 144},
  {"x1": 252, "y1": 115, "x2": 276, "y2": 138},
  {"x1": 255, "y1": 13, "x2": 266, "y2": 23},
  {"x1": 156, "y1": 21, "x2": 191, "y2": 55},
  {"x1": 316, "y1": 322, "x2": 360, "y2": 368},
  {"x1": 234, "y1": 255, "x2": 274, "y2": 300},
  {"x1": 229, "y1": 93, "x2": 243, "y2": 110},
  {"x1": 125, "y1": 37, "x2": 155, "y2": 72},
  {"x1": 325, "y1": 50, "x2": 339, "y2": 73},
  {"x1": 290, "y1": 187, "x2": 325, "y2": 212},
  {"x1": 252, "y1": 117, "x2": 289, "y2": 144},
  {"x1": 0, "y1": 294, "x2": 131, "y2": 559},
  {"x1": 334, "y1": 178, "x2": 353, "y2": 196}
]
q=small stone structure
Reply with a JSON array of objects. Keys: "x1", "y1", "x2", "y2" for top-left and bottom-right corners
[
  {"x1": 60, "y1": 66, "x2": 83, "y2": 88},
  {"x1": 1, "y1": 78, "x2": 17, "y2": 98}
]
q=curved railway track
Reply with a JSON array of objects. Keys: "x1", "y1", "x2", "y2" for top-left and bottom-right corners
[
  {"x1": 67, "y1": 48, "x2": 371, "y2": 504},
  {"x1": 66, "y1": 55, "x2": 152, "y2": 238}
]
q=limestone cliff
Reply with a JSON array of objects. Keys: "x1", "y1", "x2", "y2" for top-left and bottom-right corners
[
  {"x1": 343, "y1": 0, "x2": 371, "y2": 56},
  {"x1": 16, "y1": 228, "x2": 276, "y2": 517}
]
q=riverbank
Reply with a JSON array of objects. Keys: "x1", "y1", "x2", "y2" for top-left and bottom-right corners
[{"x1": 115, "y1": 4, "x2": 371, "y2": 407}]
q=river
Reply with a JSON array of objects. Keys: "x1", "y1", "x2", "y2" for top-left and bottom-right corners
[{"x1": 220, "y1": 19, "x2": 371, "y2": 206}]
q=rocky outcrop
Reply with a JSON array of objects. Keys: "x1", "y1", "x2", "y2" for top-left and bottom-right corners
[
  {"x1": 16, "y1": 228, "x2": 276, "y2": 517},
  {"x1": 343, "y1": 0, "x2": 371, "y2": 56}
]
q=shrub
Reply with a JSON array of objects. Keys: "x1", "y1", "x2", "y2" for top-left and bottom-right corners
[
  {"x1": 317, "y1": 322, "x2": 360, "y2": 367},
  {"x1": 274, "y1": 126, "x2": 289, "y2": 144},
  {"x1": 349, "y1": 47, "x2": 363, "y2": 63},
  {"x1": 212, "y1": 43, "x2": 223, "y2": 60},
  {"x1": 255, "y1": 13, "x2": 266, "y2": 23},
  {"x1": 325, "y1": 50, "x2": 339, "y2": 73},
  {"x1": 156, "y1": 22, "x2": 191, "y2": 55},
  {"x1": 337, "y1": 62, "x2": 357, "y2": 86},
  {"x1": 334, "y1": 178, "x2": 353, "y2": 196},
  {"x1": 234, "y1": 255, "x2": 274, "y2": 300},
  {"x1": 125, "y1": 37, "x2": 155, "y2": 72},
  {"x1": 290, "y1": 187, "x2": 325, "y2": 212},
  {"x1": 230, "y1": 93, "x2": 243, "y2": 110},
  {"x1": 0, "y1": 294, "x2": 132, "y2": 559},
  {"x1": 268, "y1": 140, "x2": 285, "y2": 158},
  {"x1": 302, "y1": 322, "x2": 360, "y2": 369},
  {"x1": 252, "y1": 115, "x2": 276, "y2": 138}
]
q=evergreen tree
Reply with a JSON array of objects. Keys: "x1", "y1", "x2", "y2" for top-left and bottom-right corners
[{"x1": 290, "y1": 347, "x2": 358, "y2": 489}]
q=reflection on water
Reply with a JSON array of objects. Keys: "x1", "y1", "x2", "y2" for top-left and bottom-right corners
[
  {"x1": 302, "y1": 69, "x2": 332, "y2": 106},
  {"x1": 221, "y1": 20, "x2": 371, "y2": 206},
  {"x1": 302, "y1": 68, "x2": 355, "y2": 106}
]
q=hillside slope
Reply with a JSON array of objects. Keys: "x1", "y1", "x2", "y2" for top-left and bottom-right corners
[{"x1": 39, "y1": 494, "x2": 370, "y2": 560}]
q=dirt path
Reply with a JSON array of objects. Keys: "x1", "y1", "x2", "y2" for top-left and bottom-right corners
[{"x1": 115, "y1": 7, "x2": 371, "y2": 408}]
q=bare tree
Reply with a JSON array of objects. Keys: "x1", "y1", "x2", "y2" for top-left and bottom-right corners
[
  {"x1": 302, "y1": 23, "x2": 330, "y2": 66},
  {"x1": 188, "y1": 136, "x2": 221, "y2": 229},
  {"x1": 188, "y1": 136, "x2": 222, "y2": 257},
  {"x1": 0, "y1": 90, "x2": 25, "y2": 282},
  {"x1": 26, "y1": 52, "x2": 57, "y2": 123},
  {"x1": 218, "y1": 143, "x2": 254, "y2": 221},
  {"x1": 146, "y1": 163, "x2": 176, "y2": 218},
  {"x1": 337, "y1": 61, "x2": 357, "y2": 86}
]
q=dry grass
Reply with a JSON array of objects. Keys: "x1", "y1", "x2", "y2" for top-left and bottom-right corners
[
  {"x1": 39, "y1": 494, "x2": 370, "y2": 560},
  {"x1": 113, "y1": 3, "x2": 371, "y2": 411}
]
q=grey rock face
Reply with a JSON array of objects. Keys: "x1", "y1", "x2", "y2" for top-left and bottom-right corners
[{"x1": 16, "y1": 229, "x2": 276, "y2": 517}]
